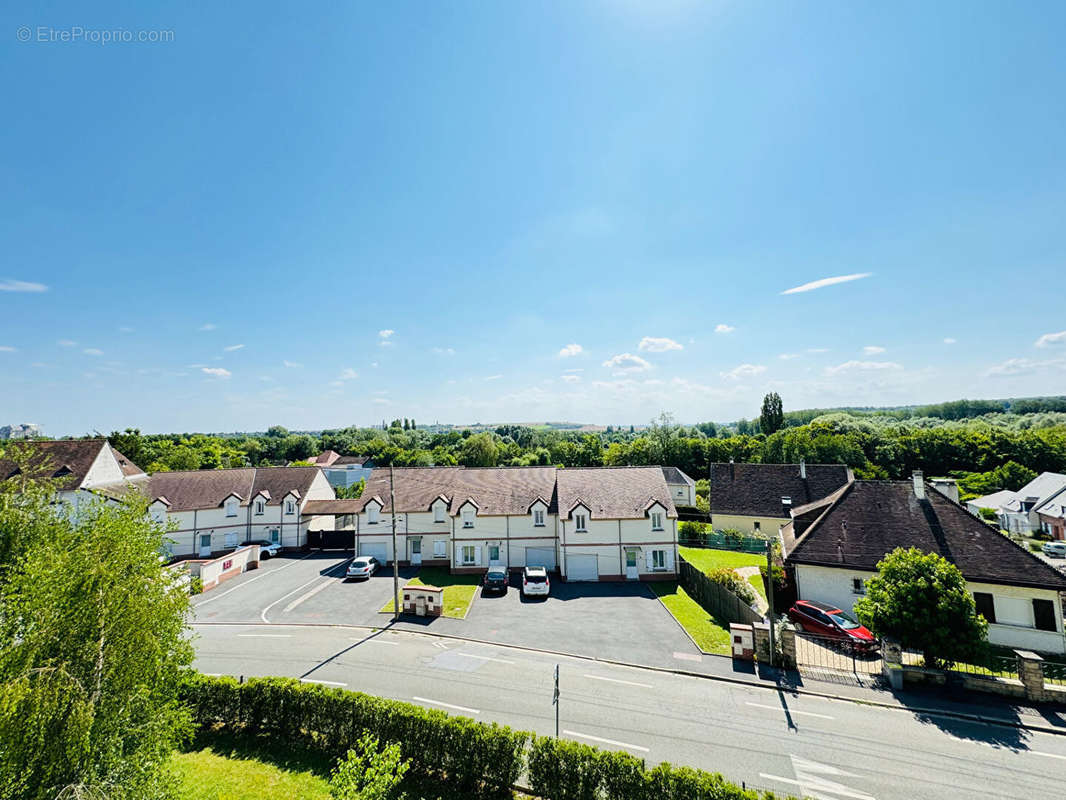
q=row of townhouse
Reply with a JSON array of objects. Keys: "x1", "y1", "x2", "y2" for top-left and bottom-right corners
[{"x1": 307, "y1": 465, "x2": 682, "y2": 582}]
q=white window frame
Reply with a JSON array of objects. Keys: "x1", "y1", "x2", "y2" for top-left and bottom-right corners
[
  {"x1": 367, "y1": 505, "x2": 380, "y2": 525},
  {"x1": 433, "y1": 539, "x2": 447, "y2": 558},
  {"x1": 753, "y1": 520, "x2": 761, "y2": 533},
  {"x1": 224, "y1": 531, "x2": 238, "y2": 548},
  {"x1": 534, "y1": 508, "x2": 545, "y2": 527},
  {"x1": 255, "y1": 500, "x2": 264, "y2": 515},
  {"x1": 651, "y1": 512, "x2": 663, "y2": 531},
  {"x1": 462, "y1": 508, "x2": 474, "y2": 529},
  {"x1": 225, "y1": 498, "x2": 238, "y2": 518},
  {"x1": 434, "y1": 503, "x2": 445, "y2": 523},
  {"x1": 462, "y1": 545, "x2": 476, "y2": 565},
  {"x1": 574, "y1": 513, "x2": 587, "y2": 532},
  {"x1": 652, "y1": 549, "x2": 667, "y2": 571}
]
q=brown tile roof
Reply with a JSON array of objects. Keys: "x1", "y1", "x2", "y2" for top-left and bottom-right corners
[
  {"x1": 304, "y1": 499, "x2": 361, "y2": 515},
  {"x1": 710, "y1": 462, "x2": 851, "y2": 518},
  {"x1": 0, "y1": 439, "x2": 120, "y2": 488},
  {"x1": 784, "y1": 480, "x2": 1066, "y2": 591},
  {"x1": 111, "y1": 447, "x2": 146, "y2": 477},
  {"x1": 333, "y1": 456, "x2": 368, "y2": 466},
  {"x1": 357, "y1": 467, "x2": 465, "y2": 513},
  {"x1": 142, "y1": 466, "x2": 324, "y2": 512},
  {"x1": 556, "y1": 467, "x2": 677, "y2": 520},
  {"x1": 308, "y1": 451, "x2": 342, "y2": 466}
]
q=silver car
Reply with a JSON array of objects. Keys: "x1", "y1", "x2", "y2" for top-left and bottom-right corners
[
  {"x1": 243, "y1": 539, "x2": 281, "y2": 558},
  {"x1": 346, "y1": 556, "x2": 380, "y2": 580},
  {"x1": 1042, "y1": 541, "x2": 1066, "y2": 558}
]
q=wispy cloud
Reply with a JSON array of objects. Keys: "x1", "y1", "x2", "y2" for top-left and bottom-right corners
[
  {"x1": 603, "y1": 353, "x2": 651, "y2": 375},
  {"x1": 0, "y1": 345, "x2": 16, "y2": 353},
  {"x1": 943, "y1": 338, "x2": 957, "y2": 345},
  {"x1": 378, "y1": 329, "x2": 395, "y2": 346},
  {"x1": 484, "y1": 374, "x2": 503, "y2": 381},
  {"x1": 984, "y1": 357, "x2": 1066, "y2": 377},
  {"x1": 83, "y1": 348, "x2": 103, "y2": 356},
  {"x1": 57, "y1": 339, "x2": 77, "y2": 347},
  {"x1": 714, "y1": 324, "x2": 735, "y2": 334},
  {"x1": 807, "y1": 347, "x2": 829, "y2": 354},
  {"x1": 1035, "y1": 330, "x2": 1066, "y2": 348},
  {"x1": 283, "y1": 360, "x2": 302, "y2": 368},
  {"x1": 118, "y1": 326, "x2": 134, "y2": 334},
  {"x1": 199, "y1": 323, "x2": 217, "y2": 331},
  {"x1": 224, "y1": 344, "x2": 245, "y2": 352},
  {"x1": 824, "y1": 360, "x2": 902, "y2": 376},
  {"x1": 781, "y1": 273, "x2": 872, "y2": 295},
  {"x1": 558, "y1": 343, "x2": 583, "y2": 358},
  {"x1": 338, "y1": 368, "x2": 359, "y2": 380},
  {"x1": 863, "y1": 345, "x2": 886, "y2": 355},
  {"x1": 561, "y1": 374, "x2": 581, "y2": 383},
  {"x1": 432, "y1": 347, "x2": 456, "y2": 356},
  {"x1": 373, "y1": 397, "x2": 390, "y2": 404},
  {"x1": 563, "y1": 368, "x2": 584, "y2": 373},
  {"x1": 0, "y1": 279, "x2": 48, "y2": 293},
  {"x1": 202, "y1": 367, "x2": 231, "y2": 378},
  {"x1": 779, "y1": 353, "x2": 800, "y2": 360},
  {"x1": 638, "y1": 337, "x2": 683, "y2": 352},
  {"x1": 720, "y1": 363, "x2": 766, "y2": 380}
]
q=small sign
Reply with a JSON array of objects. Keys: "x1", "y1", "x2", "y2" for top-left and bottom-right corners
[{"x1": 222, "y1": 559, "x2": 232, "y2": 570}]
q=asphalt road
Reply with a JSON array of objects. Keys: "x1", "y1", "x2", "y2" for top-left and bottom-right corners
[{"x1": 191, "y1": 622, "x2": 1066, "y2": 800}]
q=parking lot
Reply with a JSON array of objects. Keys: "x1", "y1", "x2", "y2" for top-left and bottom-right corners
[{"x1": 189, "y1": 553, "x2": 698, "y2": 668}]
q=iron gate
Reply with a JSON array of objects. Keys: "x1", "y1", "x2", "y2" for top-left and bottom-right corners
[{"x1": 793, "y1": 631, "x2": 885, "y2": 686}]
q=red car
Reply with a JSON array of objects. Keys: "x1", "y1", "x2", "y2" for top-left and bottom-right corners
[{"x1": 787, "y1": 600, "x2": 878, "y2": 652}]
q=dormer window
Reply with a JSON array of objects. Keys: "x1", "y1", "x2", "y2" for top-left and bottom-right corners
[
  {"x1": 434, "y1": 503, "x2": 445, "y2": 523},
  {"x1": 651, "y1": 511, "x2": 663, "y2": 531},
  {"x1": 574, "y1": 513, "x2": 587, "y2": 532},
  {"x1": 534, "y1": 508, "x2": 545, "y2": 527},
  {"x1": 255, "y1": 500, "x2": 264, "y2": 515},
  {"x1": 285, "y1": 500, "x2": 295, "y2": 515},
  {"x1": 368, "y1": 505, "x2": 380, "y2": 525},
  {"x1": 462, "y1": 508, "x2": 474, "y2": 528},
  {"x1": 225, "y1": 498, "x2": 238, "y2": 517}
]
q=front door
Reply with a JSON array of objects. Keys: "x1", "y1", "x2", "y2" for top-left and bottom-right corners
[
  {"x1": 198, "y1": 534, "x2": 212, "y2": 557},
  {"x1": 410, "y1": 538, "x2": 422, "y2": 566},
  {"x1": 625, "y1": 550, "x2": 639, "y2": 580},
  {"x1": 488, "y1": 544, "x2": 501, "y2": 566},
  {"x1": 269, "y1": 528, "x2": 280, "y2": 545}
]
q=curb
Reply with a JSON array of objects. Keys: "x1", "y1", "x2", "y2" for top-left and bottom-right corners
[{"x1": 189, "y1": 619, "x2": 1066, "y2": 737}]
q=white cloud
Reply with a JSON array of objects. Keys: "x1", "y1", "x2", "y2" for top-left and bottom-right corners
[
  {"x1": 0, "y1": 279, "x2": 47, "y2": 293},
  {"x1": 283, "y1": 360, "x2": 302, "y2": 368},
  {"x1": 638, "y1": 337, "x2": 683, "y2": 352},
  {"x1": 370, "y1": 362, "x2": 379, "y2": 368},
  {"x1": 943, "y1": 338, "x2": 957, "y2": 345},
  {"x1": 432, "y1": 347, "x2": 456, "y2": 356},
  {"x1": 83, "y1": 348, "x2": 103, "y2": 356},
  {"x1": 807, "y1": 347, "x2": 829, "y2": 354},
  {"x1": 781, "y1": 273, "x2": 872, "y2": 295},
  {"x1": 984, "y1": 357, "x2": 1066, "y2": 377},
  {"x1": 823, "y1": 360, "x2": 902, "y2": 376},
  {"x1": 779, "y1": 353, "x2": 800, "y2": 360},
  {"x1": 57, "y1": 339, "x2": 77, "y2": 347},
  {"x1": 224, "y1": 344, "x2": 245, "y2": 352},
  {"x1": 484, "y1": 374, "x2": 503, "y2": 381},
  {"x1": 328, "y1": 380, "x2": 344, "y2": 388},
  {"x1": 199, "y1": 323, "x2": 217, "y2": 331},
  {"x1": 602, "y1": 353, "x2": 651, "y2": 375},
  {"x1": 720, "y1": 363, "x2": 767, "y2": 380},
  {"x1": 714, "y1": 324, "x2": 735, "y2": 334},
  {"x1": 338, "y1": 368, "x2": 359, "y2": 380},
  {"x1": 863, "y1": 345, "x2": 886, "y2": 355},
  {"x1": 118, "y1": 326, "x2": 134, "y2": 333},
  {"x1": 561, "y1": 374, "x2": 581, "y2": 383},
  {"x1": 378, "y1": 330, "x2": 395, "y2": 344},
  {"x1": 1035, "y1": 330, "x2": 1066, "y2": 348},
  {"x1": 0, "y1": 345, "x2": 15, "y2": 352},
  {"x1": 202, "y1": 367, "x2": 231, "y2": 378},
  {"x1": 373, "y1": 397, "x2": 390, "y2": 405},
  {"x1": 558, "y1": 343, "x2": 584, "y2": 358},
  {"x1": 563, "y1": 368, "x2": 584, "y2": 373}
]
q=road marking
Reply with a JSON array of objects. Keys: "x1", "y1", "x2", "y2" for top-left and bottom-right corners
[
  {"x1": 412, "y1": 696, "x2": 480, "y2": 714},
  {"x1": 237, "y1": 634, "x2": 292, "y2": 638},
  {"x1": 673, "y1": 651, "x2": 701, "y2": 662},
  {"x1": 301, "y1": 678, "x2": 347, "y2": 687},
  {"x1": 203, "y1": 672, "x2": 223, "y2": 676},
  {"x1": 563, "y1": 730, "x2": 650, "y2": 753},
  {"x1": 747, "y1": 702, "x2": 835, "y2": 720},
  {"x1": 283, "y1": 576, "x2": 337, "y2": 613},
  {"x1": 1030, "y1": 750, "x2": 1066, "y2": 761},
  {"x1": 260, "y1": 558, "x2": 352, "y2": 623},
  {"x1": 192, "y1": 552, "x2": 317, "y2": 607},
  {"x1": 583, "y1": 674, "x2": 653, "y2": 688},
  {"x1": 761, "y1": 755, "x2": 875, "y2": 800},
  {"x1": 350, "y1": 637, "x2": 398, "y2": 645},
  {"x1": 454, "y1": 652, "x2": 515, "y2": 664},
  {"x1": 432, "y1": 641, "x2": 449, "y2": 650}
]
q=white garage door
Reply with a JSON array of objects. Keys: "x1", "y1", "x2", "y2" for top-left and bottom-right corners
[
  {"x1": 525, "y1": 546, "x2": 556, "y2": 571},
  {"x1": 359, "y1": 542, "x2": 388, "y2": 563},
  {"x1": 567, "y1": 554, "x2": 599, "y2": 582}
]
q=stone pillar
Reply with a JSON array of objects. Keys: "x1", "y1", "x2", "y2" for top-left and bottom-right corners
[
  {"x1": 882, "y1": 638, "x2": 903, "y2": 690},
  {"x1": 778, "y1": 627, "x2": 797, "y2": 670},
  {"x1": 1016, "y1": 650, "x2": 1046, "y2": 703},
  {"x1": 753, "y1": 622, "x2": 771, "y2": 663}
]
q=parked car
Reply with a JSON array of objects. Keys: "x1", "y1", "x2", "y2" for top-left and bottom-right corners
[
  {"x1": 787, "y1": 599, "x2": 878, "y2": 652},
  {"x1": 242, "y1": 539, "x2": 281, "y2": 558},
  {"x1": 483, "y1": 568, "x2": 509, "y2": 594},
  {"x1": 345, "y1": 556, "x2": 380, "y2": 580},
  {"x1": 521, "y1": 566, "x2": 550, "y2": 598},
  {"x1": 1042, "y1": 541, "x2": 1066, "y2": 558}
]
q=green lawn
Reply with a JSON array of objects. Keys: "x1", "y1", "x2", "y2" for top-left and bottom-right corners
[
  {"x1": 679, "y1": 545, "x2": 766, "y2": 571},
  {"x1": 379, "y1": 567, "x2": 480, "y2": 619},
  {"x1": 746, "y1": 573, "x2": 767, "y2": 604},
  {"x1": 650, "y1": 581, "x2": 732, "y2": 655}
]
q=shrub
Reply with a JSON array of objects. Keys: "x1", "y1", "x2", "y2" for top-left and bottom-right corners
[
  {"x1": 706, "y1": 567, "x2": 757, "y2": 606},
  {"x1": 330, "y1": 733, "x2": 409, "y2": 800},
  {"x1": 679, "y1": 521, "x2": 706, "y2": 540},
  {"x1": 190, "y1": 575, "x2": 204, "y2": 595}
]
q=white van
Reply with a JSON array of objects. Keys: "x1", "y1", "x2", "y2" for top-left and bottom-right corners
[{"x1": 1042, "y1": 541, "x2": 1066, "y2": 558}]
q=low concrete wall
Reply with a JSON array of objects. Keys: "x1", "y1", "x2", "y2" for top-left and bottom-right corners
[{"x1": 187, "y1": 545, "x2": 260, "y2": 591}]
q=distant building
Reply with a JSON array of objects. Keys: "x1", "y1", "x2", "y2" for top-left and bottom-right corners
[
  {"x1": 0, "y1": 423, "x2": 40, "y2": 440},
  {"x1": 306, "y1": 450, "x2": 373, "y2": 488},
  {"x1": 968, "y1": 473, "x2": 1066, "y2": 534}
]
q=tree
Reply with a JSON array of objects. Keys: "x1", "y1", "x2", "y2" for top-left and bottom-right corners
[
  {"x1": 329, "y1": 733, "x2": 409, "y2": 800},
  {"x1": 854, "y1": 547, "x2": 988, "y2": 669},
  {"x1": 459, "y1": 433, "x2": 499, "y2": 467},
  {"x1": 648, "y1": 412, "x2": 679, "y2": 465},
  {"x1": 0, "y1": 454, "x2": 193, "y2": 799},
  {"x1": 760, "y1": 392, "x2": 784, "y2": 436}
]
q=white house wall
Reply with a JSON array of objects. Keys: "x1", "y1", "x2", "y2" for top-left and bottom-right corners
[{"x1": 82, "y1": 442, "x2": 129, "y2": 488}]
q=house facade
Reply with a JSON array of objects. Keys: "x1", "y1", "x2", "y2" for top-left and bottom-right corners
[
  {"x1": 709, "y1": 460, "x2": 852, "y2": 536},
  {"x1": 662, "y1": 466, "x2": 697, "y2": 507},
  {"x1": 969, "y1": 473, "x2": 1066, "y2": 534},
  {"x1": 143, "y1": 466, "x2": 336, "y2": 557},
  {"x1": 345, "y1": 466, "x2": 679, "y2": 582},
  {"x1": 1036, "y1": 487, "x2": 1066, "y2": 541},
  {"x1": 307, "y1": 451, "x2": 373, "y2": 488},
  {"x1": 782, "y1": 472, "x2": 1066, "y2": 655}
]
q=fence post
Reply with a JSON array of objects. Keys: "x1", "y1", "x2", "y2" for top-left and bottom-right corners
[
  {"x1": 778, "y1": 627, "x2": 796, "y2": 670},
  {"x1": 883, "y1": 638, "x2": 903, "y2": 690},
  {"x1": 1016, "y1": 650, "x2": 1046, "y2": 702}
]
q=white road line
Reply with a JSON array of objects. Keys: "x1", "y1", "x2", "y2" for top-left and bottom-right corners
[
  {"x1": 432, "y1": 641, "x2": 449, "y2": 650},
  {"x1": 563, "y1": 730, "x2": 649, "y2": 753},
  {"x1": 583, "y1": 674, "x2": 653, "y2": 688},
  {"x1": 260, "y1": 558, "x2": 351, "y2": 623},
  {"x1": 412, "y1": 696, "x2": 480, "y2": 714},
  {"x1": 350, "y1": 637, "x2": 399, "y2": 645},
  {"x1": 746, "y1": 702, "x2": 834, "y2": 720},
  {"x1": 454, "y1": 652, "x2": 515, "y2": 664},
  {"x1": 203, "y1": 672, "x2": 223, "y2": 676},
  {"x1": 1030, "y1": 750, "x2": 1066, "y2": 761},
  {"x1": 237, "y1": 634, "x2": 292, "y2": 638},
  {"x1": 301, "y1": 678, "x2": 347, "y2": 687},
  {"x1": 673, "y1": 651, "x2": 701, "y2": 662},
  {"x1": 192, "y1": 552, "x2": 317, "y2": 607},
  {"x1": 283, "y1": 576, "x2": 336, "y2": 613}
]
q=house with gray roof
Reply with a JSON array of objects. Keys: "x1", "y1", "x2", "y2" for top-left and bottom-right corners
[{"x1": 967, "y1": 472, "x2": 1066, "y2": 534}]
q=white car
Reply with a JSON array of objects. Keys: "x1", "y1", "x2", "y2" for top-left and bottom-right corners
[
  {"x1": 243, "y1": 539, "x2": 281, "y2": 558},
  {"x1": 1042, "y1": 541, "x2": 1066, "y2": 559},
  {"x1": 346, "y1": 556, "x2": 380, "y2": 580},
  {"x1": 521, "y1": 566, "x2": 550, "y2": 598}
]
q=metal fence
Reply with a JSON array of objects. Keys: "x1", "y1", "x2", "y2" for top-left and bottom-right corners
[
  {"x1": 1042, "y1": 660, "x2": 1066, "y2": 686},
  {"x1": 949, "y1": 654, "x2": 1018, "y2": 681},
  {"x1": 677, "y1": 558, "x2": 762, "y2": 626},
  {"x1": 677, "y1": 531, "x2": 768, "y2": 553},
  {"x1": 793, "y1": 630, "x2": 885, "y2": 685}
]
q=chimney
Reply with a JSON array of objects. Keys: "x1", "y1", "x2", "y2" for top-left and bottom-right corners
[
  {"x1": 912, "y1": 470, "x2": 925, "y2": 500},
  {"x1": 800, "y1": 459, "x2": 807, "y2": 480}
]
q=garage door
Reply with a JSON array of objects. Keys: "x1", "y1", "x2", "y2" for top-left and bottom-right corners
[
  {"x1": 525, "y1": 546, "x2": 556, "y2": 571},
  {"x1": 567, "y1": 554, "x2": 599, "y2": 582},
  {"x1": 359, "y1": 542, "x2": 388, "y2": 563}
]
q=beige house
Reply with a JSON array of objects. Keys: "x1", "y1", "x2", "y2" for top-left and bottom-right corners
[
  {"x1": 348, "y1": 465, "x2": 679, "y2": 582},
  {"x1": 662, "y1": 466, "x2": 697, "y2": 507},
  {"x1": 709, "y1": 460, "x2": 851, "y2": 535}
]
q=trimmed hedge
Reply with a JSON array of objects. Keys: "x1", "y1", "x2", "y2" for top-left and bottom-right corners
[{"x1": 179, "y1": 673, "x2": 784, "y2": 800}]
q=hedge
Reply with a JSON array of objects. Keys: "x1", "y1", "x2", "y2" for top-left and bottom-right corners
[{"x1": 179, "y1": 673, "x2": 784, "y2": 800}]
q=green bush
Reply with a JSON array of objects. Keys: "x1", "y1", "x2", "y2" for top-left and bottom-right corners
[
  {"x1": 679, "y1": 521, "x2": 707, "y2": 540},
  {"x1": 190, "y1": 575, "x2": 204, "y2": 595},
  {"x1": 330, "y1": 732, "x2": 409, "y2": 800},
  {"x1": 706, "y1": 567, "x2": 757, "y2": 605}
]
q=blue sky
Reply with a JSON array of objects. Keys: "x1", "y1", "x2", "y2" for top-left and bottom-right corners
[{"x1": 3, "y1": 1, "x2": 1066, "y2": 435}]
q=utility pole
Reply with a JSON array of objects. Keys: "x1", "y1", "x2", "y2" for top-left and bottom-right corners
[
  {"x1": 766, "y1": 537, "x2": 776, "y2": 666},
  {"x1": 390, "y1": 464, "x2": 400, "y2": 621},
  {"x1": 552, "y1": 664, "x2": 560, "y2": 738}
]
